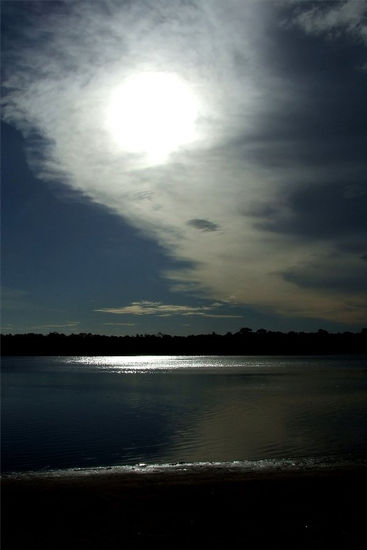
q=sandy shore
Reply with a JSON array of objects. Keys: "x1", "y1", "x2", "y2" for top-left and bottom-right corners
[{"x1": 2, "y1": 466, "x2": 366, "y2": 549}]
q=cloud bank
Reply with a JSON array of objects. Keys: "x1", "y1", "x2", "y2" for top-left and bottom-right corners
[
  {"x1": 96, "y1": 301, "x2": 241, "y2": 319},
  {"x1": 2, "y1": 0, "x2": 367, "y2": 325}
]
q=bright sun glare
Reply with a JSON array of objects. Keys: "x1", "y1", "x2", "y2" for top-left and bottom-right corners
[{"x1": 106, "y1": 72, "x2": 199, "y2": 163}]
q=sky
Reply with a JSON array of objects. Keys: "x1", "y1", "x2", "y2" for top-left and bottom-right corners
[{"x1": 1, "y1": 0, "x2": 367, "y2": 336}]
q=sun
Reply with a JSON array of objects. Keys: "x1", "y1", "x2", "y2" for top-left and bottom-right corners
[{"x1": 105, "y1": 71, "x2": 199, "y2": 163}]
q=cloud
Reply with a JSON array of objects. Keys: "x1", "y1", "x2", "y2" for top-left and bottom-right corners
[
  {"x1": 255, "y1": 181, "x2": 367, "y2": 247},
  {"x1": 1, "y1": 324, "x2": 15, "y2": 332},
  {"x1": 187, "y1": 219, "x2": 220, "y2": 232},
  {"x1": 95, "y1": 301, "x2": 241, "y2": 318},
  {"x1": 31, "y1": 322, "x2": 80, "y2": 329},
  {"x1": 2, "y1": 0, "x2": 366, "y2": 325},
  {"x1": 1, "y1": 288, "x2": 31, "y2": 311},
  {"x1": 286, "y1": 0, "x2": 367, "y2": 44},
  {"x1": 281, "y1": 256, "x2": 367, "y2": 293},
  {"x1": 103, "y1": 322, "x2": 136, "y2": 326}
]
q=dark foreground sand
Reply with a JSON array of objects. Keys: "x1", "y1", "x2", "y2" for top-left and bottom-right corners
[{"x1": 2, "y1": 466, "x2": 366, "y2": 549}]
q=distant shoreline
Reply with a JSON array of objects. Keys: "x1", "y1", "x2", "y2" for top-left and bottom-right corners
[
  {"x1": 2, "y1": 465, "x2": 366, "y2": 549},
  {"x1": 1, "y1": 328, "x2": 366, "y2": 356}
]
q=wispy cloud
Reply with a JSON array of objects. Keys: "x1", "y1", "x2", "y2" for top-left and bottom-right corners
[
  {"x1": 96, "y1": 301, "x2": 241, "y2": 318},
  {"x1": 1, "y1": 288, "x2": 29, "y2": 311},
  {"x1": 103, "y1": 322, "x2": 136, "y2": 326},
  {"x1": 286, "y1": 0, "x2": 367, "y2": 44},
  {"x1": 2, "y1": 1, "x2": 366, "y2": 325},
  {"x1": 30, "y1": 322, "x2": 80, "y2": 330},
  {"x1": 1, "y1": 324, "x2": 15, "y2": 332}
]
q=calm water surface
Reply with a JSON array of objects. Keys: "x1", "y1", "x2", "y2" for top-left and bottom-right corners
[{"x1": 2, "y1": 355, "x2": 367, "y2": 474}]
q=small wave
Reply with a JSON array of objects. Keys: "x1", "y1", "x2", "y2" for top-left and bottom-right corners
[{"x1": 3, "y1": 454, "x2": 366, "y2": 480}]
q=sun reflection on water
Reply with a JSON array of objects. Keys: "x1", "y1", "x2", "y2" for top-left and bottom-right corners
[{"x1": 65, "y1": 355, "x2": 259, "y2": 374}]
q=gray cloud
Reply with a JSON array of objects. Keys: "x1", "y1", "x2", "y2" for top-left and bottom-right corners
[
  {"x1": 187, "y1": 219, "x2": 220, "y2": 232},
  {"x1": 282, "y1": 256, "x2": 367, "y2": 293},
  {"x1": 103, "y1": 322, "x2": 136, "y2": 326},
  {"x1": 255, "y1": 181, "x2": 367, "y2": 247},
  {"x1": 286, "y1": 0, "x2": 367, "y2": 45},
  {"x1": 31, "y1": 322, "x2": 80, "y2": 329}
]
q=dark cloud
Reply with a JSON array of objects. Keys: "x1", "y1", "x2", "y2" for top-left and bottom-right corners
[
  {"x1": 282, "y1": 258, "x2": 367, "y2": 294},
  {"x1": 236, "y1": 10, "x2": 367, "y2": 171},
  {"x1": 187, "y1": 219, "x2": 220, "y2": 232},
  {"x1": 254, "y1": 181, "x2": 367, "y2": 250}
]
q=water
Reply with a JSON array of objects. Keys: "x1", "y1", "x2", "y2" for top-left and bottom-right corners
[{"x1": 1, "y1": 355, "x2": 367, "y2": 475}]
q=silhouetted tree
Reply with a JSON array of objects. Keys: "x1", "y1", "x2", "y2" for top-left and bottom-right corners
[{"x1": 1, "y1": 329, "x2": 366, "y2": 356}]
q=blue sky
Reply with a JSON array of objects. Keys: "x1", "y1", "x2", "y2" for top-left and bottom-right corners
[{"x1": 2, "y1": 0, "x2": 367, "y2": 335}]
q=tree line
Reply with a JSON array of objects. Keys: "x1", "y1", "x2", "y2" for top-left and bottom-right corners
[{"x1": 1, "y1": 328, "x2": 366, "y2": 356}]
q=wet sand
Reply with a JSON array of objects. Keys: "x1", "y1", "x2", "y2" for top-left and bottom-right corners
[{"x1": 2, "y1": 466, "x2": 366, "y2": 549}]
